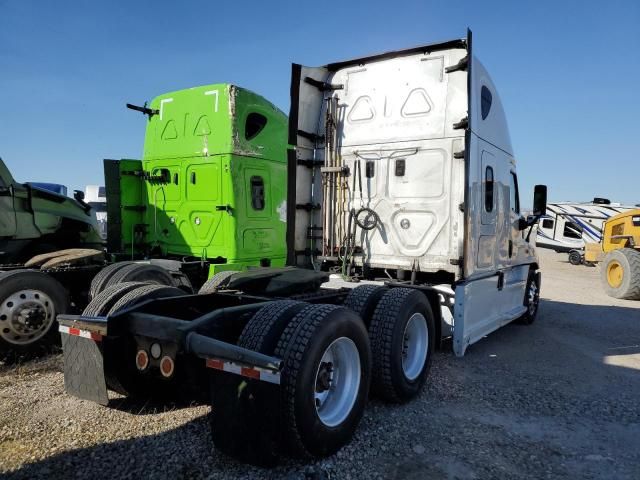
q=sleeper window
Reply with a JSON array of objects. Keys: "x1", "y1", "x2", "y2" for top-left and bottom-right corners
[
  {"x1": 250, "y1": 176, "x2": 265, "y2": 210},
  {"x1": 245, "y1": 113, "x2": 267, "y2": 140},
  {"x1": 481, "y1": 86, "x2": 492, "y2": 120},
  {"x1": 484, "y1": 166, "x2": 494, "y2": 212},
  {"x1": 509, "y1": 172, "x2": 520, "y2": 214}
]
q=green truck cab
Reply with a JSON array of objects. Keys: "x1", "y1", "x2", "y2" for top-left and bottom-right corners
[
  {"x1": 0, "y1": 158, "x2": 103, "y2": 263},
  {"x1": 106, "y1": 84, "x2": 288, "y2": 277},
  {"x1": 0, "y1": 84, "x2": 289, "y2": 355}
]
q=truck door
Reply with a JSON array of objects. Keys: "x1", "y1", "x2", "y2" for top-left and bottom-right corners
[
  {"x1": 502, "y1": 169, "x2": 530, "y2": 310},
  {"x1": 179, "y1": 157, "x2": 225, "y2": 256},
  {"x1": 453, "y1": 45, "x2": 528, "y2": 356},
  {"x1": 477, "y1": 150, "x2": 497, "y2": 269}
]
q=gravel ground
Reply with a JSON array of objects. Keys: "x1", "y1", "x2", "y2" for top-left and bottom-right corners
[{"x1": 1, "y1": 249, "x2": 639, "y2": 479}]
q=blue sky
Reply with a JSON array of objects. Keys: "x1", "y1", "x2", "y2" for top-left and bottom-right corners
[{"x1": 1, "y1": 0, "x2": 638, "y2": 206}]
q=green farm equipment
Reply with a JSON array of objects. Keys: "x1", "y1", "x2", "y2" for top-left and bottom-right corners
[{"x1": 0, "y1": 84, "x2": 288, "y2": 354}]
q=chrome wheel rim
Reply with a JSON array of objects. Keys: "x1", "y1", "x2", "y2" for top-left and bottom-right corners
[
  {"x1": 402, "y1": 313, "x2": 428, "y2": 381},
  {"x1": 0, "y1": 289, "x2": 56, "y2": 345},
  {"x1": 314, "y1": 337, "x2": 361, "y2": 427}
]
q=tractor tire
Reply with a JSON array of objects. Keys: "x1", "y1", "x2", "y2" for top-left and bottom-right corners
[
  {"x1": 237, "y1": 300, "x2": 307, "y2": 353},
  {"x1": 568, "y1": 250, "x2": 583, "y2": 266},
  {"x1": 274, "y1": 304, "x2": 371, "y2": 458},
  {"x1": 105, "y1": 263, "x2": 175, "y2": 290},
  {"x1": 601, "y1": 248, "x2": 640, "y2": 300},
  {"x1": 107, "y1": 284, "x2": 184, "y2": 315},
  {"x1": 209, "y1": 300, "x2": 308, "y2": 465},
  {"x1": 343, "y1": 284, "x2": 388, "y2": 327},
  {"x1": 83, "y1": 282, "x2": 148, "y2": 317},
  {"x1": 518, "y1": 269, "x2": 541, "y2": 325},
  {"x1": 0, "y1": 270, "x2": 69, "y2": 354},
  {"x1": 89, "y1": 262, "x2": 133, "y2": 299},
  {"x1": 368, "y1": 288, "x2": 435, "y2": 403},
  {"x1": 199, "y1": 270, "x2": 239, "y2": 294}
]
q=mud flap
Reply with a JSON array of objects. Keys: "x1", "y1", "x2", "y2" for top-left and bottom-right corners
[
  {"x1": 208, "y1": 370, "x2": 281, "y2": 467},
  {"x1": 61, "y1": 334, "x2": 109, "y2": 405}
]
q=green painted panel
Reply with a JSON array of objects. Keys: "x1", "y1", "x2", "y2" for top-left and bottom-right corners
[{"x1": 125, "y1": 83, "x2": 288, "y2": 272}]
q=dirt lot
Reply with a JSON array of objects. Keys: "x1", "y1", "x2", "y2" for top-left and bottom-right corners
[{"x1": 1, "y1": 249, "x2": 639, "y2": 479}]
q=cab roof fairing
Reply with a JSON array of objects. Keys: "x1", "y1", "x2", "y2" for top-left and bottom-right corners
[{"x1": 469, "y1": 56, "x2": 514, "y2": 159}]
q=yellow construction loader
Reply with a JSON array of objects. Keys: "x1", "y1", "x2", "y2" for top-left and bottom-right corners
[{"x1": 585, "y1": 209, "x2": 640, "y2": 299}]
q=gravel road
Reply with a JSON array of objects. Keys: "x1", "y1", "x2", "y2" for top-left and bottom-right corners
[{"x1": 1, "y1": 249, "x2": 639, "y2": 479}]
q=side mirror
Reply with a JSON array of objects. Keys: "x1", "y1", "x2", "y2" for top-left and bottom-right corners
[
  {"x1": 517, "y1": 217, "x2": 529, "y2": 230},
  {"x1": 74, "y1": 190, "x2": 85, "y2": 202},
  {"x1": 532, "y1": 185, "x2": 547, "y2": 217}
]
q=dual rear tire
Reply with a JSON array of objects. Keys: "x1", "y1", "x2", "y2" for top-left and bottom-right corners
[
  {"x1": 211, "y1": 286, "x2": 434, "y2": 462},
  {"x1": 89, "y1": 262, "x2": 177, "y2": 300}
]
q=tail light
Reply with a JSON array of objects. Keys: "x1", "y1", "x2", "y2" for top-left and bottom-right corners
[{"x1": 160, "y1": 356, "x2": 175, "y2": 378}]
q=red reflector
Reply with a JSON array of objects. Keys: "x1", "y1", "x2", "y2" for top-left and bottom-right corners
[
  {"x1": 69, "y1": 327, "x2": 81, "y2": 336},
  {"x1": 206, "y1": 359, "x2": 224, "y2": 370},
  {"x1": 241, "y1": 367, "x2": 260, "y2": 380}
]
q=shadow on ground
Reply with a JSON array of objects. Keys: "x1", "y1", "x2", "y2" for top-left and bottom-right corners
[{"x1": 0, "y1": 343, "x2": 61, "y2": 369}]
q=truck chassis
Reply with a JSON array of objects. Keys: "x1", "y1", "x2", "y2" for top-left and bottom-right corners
[{"x1": 59, "y1": 268, "x2": 451, "y2": 465}]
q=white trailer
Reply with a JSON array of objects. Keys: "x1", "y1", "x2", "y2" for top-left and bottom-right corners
[
  {"x1": 289, "y1": 30, "x2": 546, "y2": 356},
  {"x1": 536, "y1": 200, "x2": 636, "y2": 255}
]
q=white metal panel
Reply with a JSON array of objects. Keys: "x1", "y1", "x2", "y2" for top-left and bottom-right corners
[
  {"x1": 320, "y1": 48, "x2": 468, "y2": 275},
  {"x1": 332, "y1": 54, "x2": 450, "y2": 147},
  {"x1": 453, "y1": 274, "x2": 527, "y2": 356},
  {"x1": 290, "y1": 65, "x2": 330, "y2": 267},
  {"x1": 469, "y1": 57, "x2": 513, "y2": 156}
]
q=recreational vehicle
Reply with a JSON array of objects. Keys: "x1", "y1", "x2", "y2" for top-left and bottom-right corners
[{"x1": 536, "y1": 199, "x2": 636, "y2": 260}]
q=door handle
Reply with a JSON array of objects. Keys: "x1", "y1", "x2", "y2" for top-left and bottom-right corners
[{"x1": 215, "y1": 204, "x2": 232, "y2": 214}]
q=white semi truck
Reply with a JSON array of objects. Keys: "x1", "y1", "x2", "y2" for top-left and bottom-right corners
[{"x1": 58, "y1": 31, "x2": 547, "y2": 465}]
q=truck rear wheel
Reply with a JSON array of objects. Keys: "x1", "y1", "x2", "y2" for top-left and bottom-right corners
[
  {"x1": 237, "y1": 300, "x2": 306, "y2": 353},
  {"x1": 601, "y1": 248, "x2": 640, "y2": 299},
  {"x1": 83, "y1": 282, "x2": 148, "y2": 317},
  {"x1": 368, "y1": 288, "x2": 434, "y2": 403},
  {"x1": 209, "y1": 300, "x2": 307, "y2": 465},
  {"x1": 0, "y1": 270, "x2": 69, "y2": 353},
  {"x1": 198, "y1": 270, "x2": 239, "y2": 294},
  {"x1": 274, "y1": 304, "x2": 371, "y2": 457},
  {"x1": 105, "y1": 263, "x2": 175, "y2": 291},
  {"x1": 343, "y1": 284, "x2": 388, "y2": 326},
  {"x1": 107, "y1": 284, "x2": 184, "y2": 315},
  {"x1": 89, "y1": 262, "x2": 133, "y2": 299}
]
